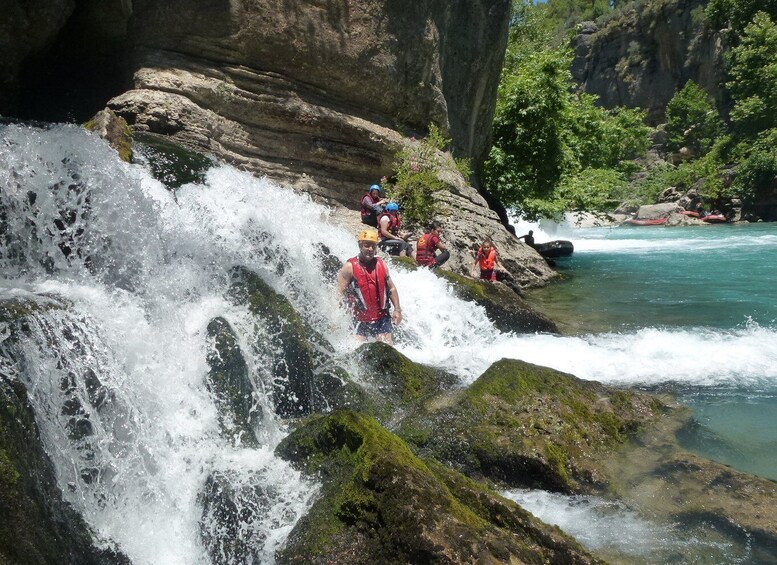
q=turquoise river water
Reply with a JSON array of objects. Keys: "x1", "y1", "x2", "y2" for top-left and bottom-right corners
[{"x1": 527, "y1": 221, "x2": 777, "y2": 481}]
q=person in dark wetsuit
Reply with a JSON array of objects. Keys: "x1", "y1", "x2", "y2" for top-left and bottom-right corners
[
  {"x1": 517, "y1": 230, "x2": 535, "y2": 248},
  {"x1": 336, "y1": 229, "x2": 402, "y2": 345}
]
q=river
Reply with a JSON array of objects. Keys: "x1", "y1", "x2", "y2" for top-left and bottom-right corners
[{"x1": 2, "y1": 122, "x2": 775, "y2": 563}]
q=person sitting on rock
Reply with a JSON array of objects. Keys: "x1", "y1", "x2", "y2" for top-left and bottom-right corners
[
  {"x1": 360, "y1": 184, "x2": 387, "y2": 227},
  {"x1": 415, "y1": 222, "x2": 450, "y2": 269},
  {"x1": 517, "y1": 230, "x2": 535, "y2": 248},
  {"x1": 470, "y1": 239, "x2": 505, "y2": 281},
  {"x1": 336, "y1": 229, "x2": 402, "y2": 345},
  {"x1": 377, "y1": 202, "x2": 413, "y2": 257}
]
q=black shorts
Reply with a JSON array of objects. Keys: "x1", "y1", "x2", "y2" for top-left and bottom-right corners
[{"x1": 356, "y1": 316, "x2": 392, "y2": 337}]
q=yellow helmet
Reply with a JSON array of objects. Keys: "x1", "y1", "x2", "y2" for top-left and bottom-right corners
[{"x1": 357, "y1": 229, "x2": 379, "y2": 243}]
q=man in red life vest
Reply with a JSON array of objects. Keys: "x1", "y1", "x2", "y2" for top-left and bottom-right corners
[
  {"x1": 336, "y1": 229, "x2": 402, "y2": 345},
  {"x1": 415, "y1": 222, "x2": 450, "y2": 269},
  {"x1": 470, "y1": 239, "x2": 506, "y2": 281},
  {"x1": 377, "y1": 202, "x2": 413, "y2": 257},
  {"x1": 360, "y1": 184, "x2": 387, "y2": 227}
]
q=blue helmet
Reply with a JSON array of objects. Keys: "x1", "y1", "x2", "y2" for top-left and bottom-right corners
[
  {"x1": 386, "y1": 202, "x2": 399, "y2": 212},
  {"x1": 369, "y1": 184, "x2": 381, "y2": 192}
]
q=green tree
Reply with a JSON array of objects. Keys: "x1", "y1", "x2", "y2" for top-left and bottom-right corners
[
  {"x1": 727, "y1": 12, "x2": 777, "y2": 137},
  {"x1": 706, "y1": 0, "x2": 777, "y2": 34},
  {"x1": 664, "y1": 80, "x2": 724, "y2": 155},
  {"x1": 483, "y1": 1, "x2": 650, "y2": 220},
  {"x1": 542, "y1": 0, "x2": 614, "y2": 30},
  {"x1": 731, "y1": 129, "x2": 777, "y2": 203}
]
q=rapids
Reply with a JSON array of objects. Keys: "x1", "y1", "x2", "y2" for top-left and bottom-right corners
[{"x1": 3, "y1": 122, "x2": 777, "y2": 563}]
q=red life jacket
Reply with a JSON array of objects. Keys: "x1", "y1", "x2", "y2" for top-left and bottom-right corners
[
  {"x1": 377, "y1": 212, "x2": 401, "y2": 240},
  {"x1": 348, "y1": 256, "x2": 389, "y2": 322},
  {"x1": 415, "y1": 233, "x2": 439, "y2": 266},
  {"x1": 477, "y1": 246, "x2": 496, "y2": 270},
  {"x1": 360, "y1": 193, "x2": 381, "y2": 222}
]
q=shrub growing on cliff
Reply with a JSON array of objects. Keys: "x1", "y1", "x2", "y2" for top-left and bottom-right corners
[
  {"x1": 706, "y1": 0, "x2": 777, "y2": 35},
  {"x1": 664, "y1": 80, "x2": 724, "y2": 156},
  {"x1": 383, "y1": 125, "x2": 467, "y2": 226},
  {"x1": 730, "y1": 129, "x2": 777, "y2": 203}
]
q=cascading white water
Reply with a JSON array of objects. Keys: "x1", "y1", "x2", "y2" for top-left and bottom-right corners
[
  {"x1": 4, "y1": 122, "x2": 777, "y2": 563},
  {"x1": 0, "y1": 122, "x2": 520, "y2": 564}
]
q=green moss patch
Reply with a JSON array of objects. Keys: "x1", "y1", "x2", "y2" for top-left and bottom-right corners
[
  {"x1": 354, "y1": 342, "x2": 457, "y2": 410},
  {"x1": 133, "y1": 133, "x2": 213, "y2": 188},
  {"x1": 275, "y1": 410, "x2": 599, "y2": 564},
  {"x1": 399, "y1": 358, "x2": 665, "y2": 493}
]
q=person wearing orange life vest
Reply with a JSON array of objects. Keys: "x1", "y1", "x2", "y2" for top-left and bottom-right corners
[
  {"x1": 415, "y1": 222, "x2": 450, "y2": 269},
  {"x1": 470, "y1": 238, "x2": 506, "y2": 281},
  {"x1": 336, "y1": 229, "x2": 402, "y2": 345},
  {"x1": 360, "y1": 184, "x2": 387, "y2": 227},
  {"x1": 377, "y1": 202, "x2": 414, "y2": 257}
]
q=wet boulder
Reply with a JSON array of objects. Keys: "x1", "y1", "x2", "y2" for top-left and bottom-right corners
[
  {"x1": 198, "y1": 469, "x2": 272, "y2": 565},
  {"x1": 84, "y1": 108, "x2": 133, "y2": 162},
  {"x1": 354, "y1": 342, "x2": 457, "y2": 424},
  {"x1": 398, "y1": 358, "x2": 664, "y2": 493},
  {"x1": 205, "y1": 317, "x2": 261, "y2": 447},
  {"x1": 228, "y1": 266, "x2": 364, "y2": 419},
  {"x1": 432, "y1": 263, "x2": 559, "y2": 334},
  {"x1": 0, "y1": 351, "x2": 127, "y2": 564},
  {"x1": 275, "y1": 410, "x2": 601, "y2": 564}
]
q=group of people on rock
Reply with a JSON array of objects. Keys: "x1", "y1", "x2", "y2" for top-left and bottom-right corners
[{"x1": 339, "y1": 183, "x2": 512, "y2": 344}]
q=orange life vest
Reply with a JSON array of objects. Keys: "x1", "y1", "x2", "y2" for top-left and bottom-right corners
[
  {"x1": 347, "y1": 256, "x2": 389, "y2": 322},
  {"x1": 477, "y1": 246, "x2": 496, "y2": 271}
]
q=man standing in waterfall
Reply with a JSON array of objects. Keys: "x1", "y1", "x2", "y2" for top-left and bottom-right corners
[{"x1": 337, "y1": 229, "x2": 402, "y2": 345}]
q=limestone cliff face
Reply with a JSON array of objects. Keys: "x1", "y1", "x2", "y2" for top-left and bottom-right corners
[
  {"x1": 108, "y1": 0, "x2": 511, "y2": 205},
  {"x1": 571, "y1": 0, "x2": 727, "y2": 123}
]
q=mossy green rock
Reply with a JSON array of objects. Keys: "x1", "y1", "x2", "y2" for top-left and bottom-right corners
[
  {"x1": 0, "y1": 377, "x2": 127, "y2": 565},
  {"x1": 275, "y1": 410, "x2": 601, "y2": 564},
  {"x1": 84, "y1": 108, "x2": 133, "y2": 163},
  {"x1": 436, "y1": 268, "x2": 559, "y2": 334},
  {"x1": 206, "y1": 317, "x2": 260, "y2": 447},
  {"x1": 354, "y1": 342, "x2": 457, "y2": 423},
  {"x1": 133, "y1": 133, "x2": 213, "y2": 189},
  {"x1": 399, "y1": 358, "x2": 664, "y2": 493},
  {"x1": 229, "y1": 266, "x2": 370, "y2": 418}
]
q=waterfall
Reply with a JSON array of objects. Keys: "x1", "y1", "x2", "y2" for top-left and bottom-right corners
[
  {"x1": 0, "y1": 122, "x2": 508, "y2": 563},
  {"x1": 5, "y1": 121, "x2": 775, "y2": 564}
]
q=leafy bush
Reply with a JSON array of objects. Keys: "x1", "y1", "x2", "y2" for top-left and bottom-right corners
[
  {"x1": 727, "y1": 12, "x2": 777, "y2": 137},
  {"x1": 664, "y1": 80, "x2": 724, "y2": 155},
  {"x1": 706, "y1": 0, "x2": 777, "y2": 34},
  {"x1": 383, "y1": 124, "x2": 466, "y2": 226},
  {"x1": 558, "y1": 168, "x2": 629, "y2": 212},
  {"x1": 731, "y1": 129, "x2": 777, "y2": 203}
]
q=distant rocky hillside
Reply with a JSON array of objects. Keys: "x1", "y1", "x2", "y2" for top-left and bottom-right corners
[{"x1": 571, "y1": 0, "x2": 726, "y2": 123}]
